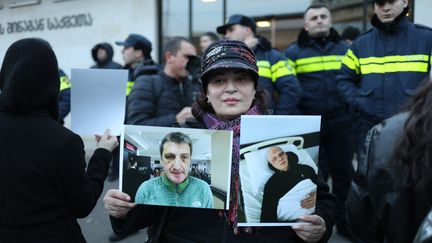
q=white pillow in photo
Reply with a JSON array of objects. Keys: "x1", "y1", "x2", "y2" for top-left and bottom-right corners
[{"x1": 276, "y1": 178, "x2": 317, "y2": 221}]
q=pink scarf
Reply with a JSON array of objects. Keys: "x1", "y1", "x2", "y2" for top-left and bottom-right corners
[{"x1": 202, "y1": 105, "x2": 261, "y2": 232}]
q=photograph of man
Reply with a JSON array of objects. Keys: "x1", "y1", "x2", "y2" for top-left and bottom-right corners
[
  {"x1": 260, "y1": 146, "x2": 318, "y2": 222},
  {"x1": 135, "y1": 132, "x2": 214, "y2": 208}
]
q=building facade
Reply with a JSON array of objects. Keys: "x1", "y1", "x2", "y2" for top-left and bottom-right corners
[{"x1": 0, "y1": 0, "x2": 429, "y2": 76}]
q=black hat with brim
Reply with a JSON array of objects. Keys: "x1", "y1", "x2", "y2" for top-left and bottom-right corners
[
  {"x1": 216, "y1": 14, "x2": 257, "y2": 35},
  {"x1": 200, "y1": 39, "x2": 259, "y2": 92}
]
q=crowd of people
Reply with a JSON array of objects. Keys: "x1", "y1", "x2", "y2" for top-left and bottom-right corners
[{"x1": 1, "y1": 0, "x2": 432, "y2": 242}]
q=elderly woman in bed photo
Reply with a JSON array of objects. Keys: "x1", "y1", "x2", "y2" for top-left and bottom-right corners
[{"x1": 260, "y1": 146, "x2": 318, "y2": 223}]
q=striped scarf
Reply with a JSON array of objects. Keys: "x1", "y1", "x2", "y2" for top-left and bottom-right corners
[{"x1": 202, "y1": 105, "x2": 261, "y2": 232}]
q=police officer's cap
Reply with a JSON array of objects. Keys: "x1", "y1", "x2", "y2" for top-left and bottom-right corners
[
  {"x1": 115, "y1": 34, "x2": 152, "y2": 53},
  {"x1": 216, "y1": 14, "x2": 257, "y2": 35}
]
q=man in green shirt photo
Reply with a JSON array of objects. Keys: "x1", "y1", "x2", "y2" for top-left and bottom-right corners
[{"x1": 135, "y1": 132, "x2": 214, "y2": 208}]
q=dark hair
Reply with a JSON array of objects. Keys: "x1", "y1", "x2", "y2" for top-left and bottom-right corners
[
  {"x1": 191, "y1": 89, "x2": 269, "y2": 120},
  {"x1": 267, "y1": 150, "x2": 299, "y2": 173},
  {"x1": 164, "y1": 36, "x2": 193, "y2": 57},
  {"x1": 341, "y1": 26, "x2": 361, "y2": 41},
  {"x1": 304, "y1": 3, "x2": 330, "y2": 18},
  {"x1": 392, "y1": 81, "x2": 432, "y2": 192},
  {"x1": 201, "y1": 32, "x2": 219, "y2": 42},
  {"x1": 134, "y1": 42, "x2": 151, "y2": 59},
  {"x1": 159, "y1": 132, "x2": 193, "y2": 157}
]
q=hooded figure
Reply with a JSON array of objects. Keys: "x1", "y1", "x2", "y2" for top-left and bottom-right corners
[
  {"x1": 0, "y1": 38, "x2": 59, "y2": 118},
  {"x1": 91, "y1": 42, "x2": 123, "y2": 69},
  {"x1": 0, "y1": 38, "x2": 117, "y2": 242}
]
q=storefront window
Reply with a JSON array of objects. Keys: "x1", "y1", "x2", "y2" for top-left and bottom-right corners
[
  {"x1": 162, "y1": 0, "x2": 189, "y2": 38},
  {"x1": 192, "y1": 0, "x2": 224, "y2": 54},
  {"x1": 161, "y1": 0, "x2": 379, "y2": 54}
]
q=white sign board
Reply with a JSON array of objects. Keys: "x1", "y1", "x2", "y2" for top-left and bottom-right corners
[{"x1": 71, "y1": 68, "x2": 127, "y2": 135}]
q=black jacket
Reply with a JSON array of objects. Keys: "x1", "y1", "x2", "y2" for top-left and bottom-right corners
[
  {"x1": 126, "y1": 72, "x2": 199, "y2": 126},
  {"x1": 132, "y1": 60, "x2": 161, "y2": 81},
  {"x1": 0, "y1": 38, "x2": 112, "y2": 243},
  {"x1": 91, "y1": 42, "x2": 123, "y2": 69},
  {"x1": 347, "y1": 112, "x2": 432, "y2": 242},
  {"x1": 110, "y1": 119, "x2": 337, "y2": 242},
  {"x1": 125, "y1": 59, "x2": 160, "y2": 97}
]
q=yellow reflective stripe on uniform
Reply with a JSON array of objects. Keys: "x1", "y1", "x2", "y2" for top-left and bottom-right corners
[
  {"x1": 287, "y1": 59, "x2": 296, "y2": 69},
  {"x1": 296, "y1": 62, "x2": 342, "y2": 73},
  {"x1": 271, "y1": 60, "x2": 293, "y2": 81},
  {"x1": 257, "y1": 60, "x2": 271, "y2": 68},
  {"x1": 295, "y1": 55, "x2": 342, "y2": 65},
  {"x1": 59, "y1": 76, "x2": 71, "y2": 91},
  {"x1": 359, "y1": 54, "x2": 429, "y2": 74},
  {"x1": 359, "y1": 54, "x2": 429, "y2": 65},
  {"x1": 360, "y1": 62, "x2": 429, "y2": 74},
  {"x1": 257, "y1": 60, "x2": 272, "y2": 79},
  {"x1": 126, "y1": 81, "x2": 134, "y2": 96},
  {"x1": 294, "y1": 55, "x2": 343, "y2": 73},
  {"x1": 341, "y1": 49, "x2": 360, "y2": 74},
  {"x1": 271, "y1": 60, "x2": 287, "y2": 72},
  {"x1": 287, "y1": 58, "x2": 297, "y2": 75},
  {"x1": 258, "y1": 60, "x2": 293, "y2": 82}
]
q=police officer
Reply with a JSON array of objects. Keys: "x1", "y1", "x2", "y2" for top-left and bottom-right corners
[
  {"x1": 284, "y1": 3, "x2": 354, "y2": 240},
  {"x1": 58, "y1": 68, "x2": 71, "y2": 125},
  {"x1": 115, "y1": 33, "x2": 160, "y2": 97},
  {"x1": 108, "y1": 34, "x2": 160, "y2": 183},
  {"x1": 216, "y1": 14, "x2": 301, "y2": 115},
  {"x1": 337, "y1": 0, "x2": 432, "y2": 154}
]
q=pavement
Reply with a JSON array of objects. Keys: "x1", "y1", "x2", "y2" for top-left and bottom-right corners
[
  {"x1": 77, "y1": 178, "x2": 148, "y2": 243},
  {"x1": 69, "y1": 116, "x2": 351, "y2": 243}
]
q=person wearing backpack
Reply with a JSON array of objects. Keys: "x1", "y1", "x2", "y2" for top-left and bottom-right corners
[{"x1": 126, "y1": 36, "x2": 200, "y2": 127}]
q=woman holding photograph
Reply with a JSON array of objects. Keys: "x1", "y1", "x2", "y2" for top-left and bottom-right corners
[
  {"x1": 103, "y1": 40, "x2": 337, "y2": 242},
  {"x1": 0, "y1": 38, "x2": 118, "y2": 242}
]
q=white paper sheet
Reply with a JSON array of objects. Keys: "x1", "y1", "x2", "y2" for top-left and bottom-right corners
[{"x1": 71, "y1": 68, "x2": 127, "y2": 136}]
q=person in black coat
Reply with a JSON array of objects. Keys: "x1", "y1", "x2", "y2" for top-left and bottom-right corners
[
  {"x1": 347, "y1": 80, "x2": 432, "y2": 243},
  {"x1": 91, "y1": 42, "x2": 123, "y2": 69},
  {"x1": 126, "y1": 36, "x2": 200, "y2": 127},
  {"x1": 260, "y1": 146, "x2": 318, "y2": 222},
  {"x1": 0, "y1": 38, "x2": 118, "y2": 243}
]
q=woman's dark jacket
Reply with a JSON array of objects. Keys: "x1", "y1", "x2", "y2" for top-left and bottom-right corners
[
  {"x1": 110, "y1": 119, "x2": 337, "y2": 242},
  {"x1": 0, "y1": 38, "x2": 112, "y2": 243},
  {"x1": 347, "y1": 112, "x2": 432, "y2": 242}
]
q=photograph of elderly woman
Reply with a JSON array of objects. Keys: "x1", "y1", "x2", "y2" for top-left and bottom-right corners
[
  {"x1": 238, "y1": 115, "x2": 320, "y2": 227},
  {"x1": 120, "y1": 125, "x2": 232, "y2": 210}
]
